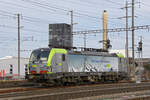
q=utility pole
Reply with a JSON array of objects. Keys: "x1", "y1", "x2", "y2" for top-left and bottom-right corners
[
  {"x1": 70, "y1": 10, "x2": 73, "y2": 47},
  {"x1": 132, "y1": 0, "x2": 135, "y2": 76},
  {"x1": 119, "y1": 1, "x2": 133, "y2": 75},
  {"x1": 137, "y1": 36, "x2": 143, "y2": 83},
  {"x1": 17, "y1": 14, "x2": 20, "y2": 77},
  {"x1": 125, "y1": 1, "x2": 130, "y2": 75}
]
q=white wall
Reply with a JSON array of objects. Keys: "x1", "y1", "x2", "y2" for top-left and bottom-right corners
[{"x1": 0, "y1": 56, "x2": 28, "y2": 76}]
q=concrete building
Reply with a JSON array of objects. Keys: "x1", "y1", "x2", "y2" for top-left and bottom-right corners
[{"x1": 0, "y1": 56, "x2": 28, "y2": 78}]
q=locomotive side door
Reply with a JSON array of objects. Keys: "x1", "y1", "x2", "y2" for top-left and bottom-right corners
[
  {"x1": 51, "y1": 53, "x2": 68, "y2": 73},
  {"x1": 47, "y1": 48, "x2": 68, "y2": 73}
]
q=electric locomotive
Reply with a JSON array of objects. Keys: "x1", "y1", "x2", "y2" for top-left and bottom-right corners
[{"x1": 27, "y1": 47, "x2": 128, "y2": 85}]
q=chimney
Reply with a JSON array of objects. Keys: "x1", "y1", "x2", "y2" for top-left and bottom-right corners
[{"x1": 103, "y1": 10, "x2": 108, "y2": 51}]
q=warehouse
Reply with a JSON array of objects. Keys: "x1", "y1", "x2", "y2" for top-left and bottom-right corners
[{"x1": 0, "y1": 56, "x2": 28, "y2": 79}]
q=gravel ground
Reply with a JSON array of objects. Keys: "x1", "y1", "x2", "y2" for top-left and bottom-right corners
[{"x1": 71, "y1": 90, "x2": 150, "y2": 100}]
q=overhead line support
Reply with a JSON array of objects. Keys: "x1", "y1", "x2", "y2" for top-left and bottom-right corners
[
  {"x1": 17, "y1": 13, "x2": 20, "y2": 77},
  {"x1": 132, "y1": 0, "x2": 135, "y2": 76},
  {"x1": 73, "y1": 25, "x2": 150, "y2": 35}
]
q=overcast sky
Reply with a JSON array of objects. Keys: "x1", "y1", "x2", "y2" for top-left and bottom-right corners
[{"x1": 0, "y1": 0, "x2": 150, "y2": 58}]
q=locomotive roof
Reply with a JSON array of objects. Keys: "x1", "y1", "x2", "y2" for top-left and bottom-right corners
[
  {"x1": 33, "y1": 48, "x2": 118, "y2": 57},
  {"x1": 32, "y1": 48, "x2": 51, "y2": 51},
  {"x1": 68, "y1": 51, "x2": 117, "y2": 57}
]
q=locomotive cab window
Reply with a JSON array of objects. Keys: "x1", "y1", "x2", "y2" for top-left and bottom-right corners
[{"x1": 62, "y1": 54, "x2": 65, "y2": 61}]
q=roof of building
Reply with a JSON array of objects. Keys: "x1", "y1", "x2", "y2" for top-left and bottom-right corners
[{"x1": 0, "y1": 56, "x2": 28, "y2": 61}]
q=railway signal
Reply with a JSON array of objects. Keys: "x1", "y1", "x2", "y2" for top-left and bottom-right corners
[
  {"x1": 25, "y1": 64, "x2": 28, "y2": 75},
  {"x1": 106, "y1": 39, "x2": 112, "y2": 49},
  {"x1": 10, "y1": 64, "x2": 13, "y2": 74}
]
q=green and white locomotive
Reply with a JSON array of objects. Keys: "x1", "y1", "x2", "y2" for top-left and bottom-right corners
[{"x1": 27, "y1": 47, "x2": 128, "y2": 85}]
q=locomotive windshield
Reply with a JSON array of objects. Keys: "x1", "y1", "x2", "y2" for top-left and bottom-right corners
[{"x1": 29, "y1": 49, "x2": 50, "y2": 63}]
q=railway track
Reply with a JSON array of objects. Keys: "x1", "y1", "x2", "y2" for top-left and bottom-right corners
[
  {"x1": 0, "y1": 81, "x2": 148, "y2": 94},
  {"x1": 0, "y1": 79, "x2": 148, "y2": 89},
  {"x1": 0, "y1": 80, "x2": 35, "y2": 88},
  {"x1": 0, "y1": 82, "x2": 150, "y2": 100}
]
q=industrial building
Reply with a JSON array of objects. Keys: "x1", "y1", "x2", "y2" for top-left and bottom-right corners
[
  {"x1": 0, "y1": 56, "x2": 28, "y2": 79},
  {"x1": 49, "y1": 23, "x2": 72, "y2": 48}
]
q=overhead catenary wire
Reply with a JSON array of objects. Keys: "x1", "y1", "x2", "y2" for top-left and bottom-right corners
[
  {"x1": 0, "y1": 1, "x2": 73, "y2": 22},
  {"x1": 105, "y1": 0, "x2": 123, "y2": 5},
  {"x1": 0, "y1": 0, "x2": 144, "y2": 27},
  {"x1": 21, "y1": 0, "x2": 107, "y2": 21},
  {"x1": 0, "y1": 24, "x2": 47, "y2": 33},
  {"x1": 0, "y1": 0, "x2": 125, "y2": 27},
  {"x1": 60, "y1": 0, "x2": 120, "y2": 10},
  {"x1": 0, "y1": 9, "x2": 101, "y2": 26},
  {"x1": 0, "y1": 9, "x2": 67, "y2": 24},
  {"x1": 21, "y1": 0, "x2": 126, "y2": 26}
]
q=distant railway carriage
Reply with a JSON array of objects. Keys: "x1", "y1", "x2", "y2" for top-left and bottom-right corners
[{"x1": 27, "y1": 48, "x2": 128, "y2": 85}]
